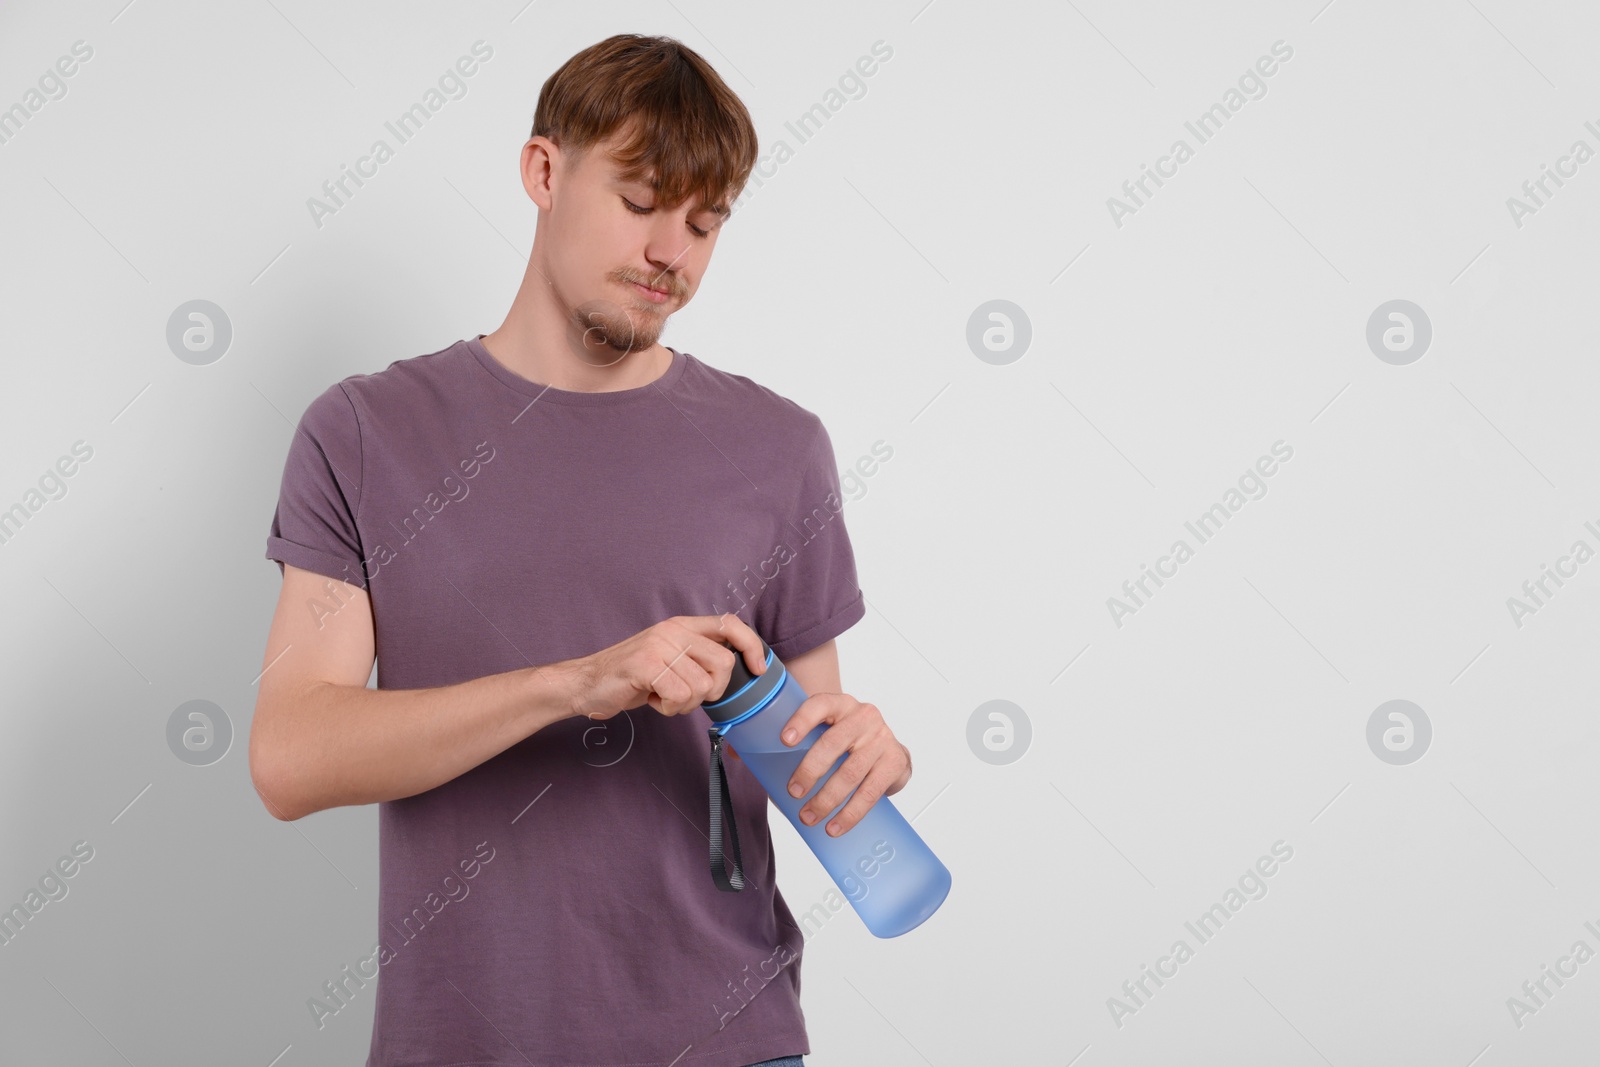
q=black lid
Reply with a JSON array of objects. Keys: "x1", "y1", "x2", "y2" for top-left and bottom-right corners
[{"x1": 702, "y1": 637, "x2": 780, "y2": 723}]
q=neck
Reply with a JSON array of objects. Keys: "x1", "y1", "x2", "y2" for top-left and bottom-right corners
[{"x1": 481, "y1": 255, "x2": 671, "y2": 393}]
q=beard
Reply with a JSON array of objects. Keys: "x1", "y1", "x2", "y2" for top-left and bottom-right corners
[{"x1": 564, "y1": 272, "x2": 675, "y2": 366}]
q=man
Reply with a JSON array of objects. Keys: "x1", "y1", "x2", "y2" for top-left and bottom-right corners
[{"x1": 251, "y1": 33, "x2": 913, "y2": 1067}]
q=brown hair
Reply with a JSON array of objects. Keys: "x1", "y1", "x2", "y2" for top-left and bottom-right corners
[{"x1": 532, "y1": 34, "x2": 758, "y2": 217}]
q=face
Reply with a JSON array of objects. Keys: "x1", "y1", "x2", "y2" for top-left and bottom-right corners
[{"x1": 527, "y1": 129, "x2": 728, "y2": 364}]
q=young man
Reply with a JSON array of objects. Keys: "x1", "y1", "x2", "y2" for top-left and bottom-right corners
[{"x1": 252, "y1": 34, "x2": 913, "y2": 1067}]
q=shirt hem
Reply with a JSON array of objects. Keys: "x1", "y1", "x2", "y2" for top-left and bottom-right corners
[{"x1": 363, "y1": 1030, "x2": 809, "y2": 1067}]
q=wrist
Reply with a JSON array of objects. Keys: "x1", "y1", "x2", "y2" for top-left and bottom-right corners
[{"x1": 527, "y1": 659, "x2": 586, "y2": 727}]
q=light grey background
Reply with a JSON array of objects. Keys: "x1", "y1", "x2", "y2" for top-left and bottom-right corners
[{"x1": 2, "y1": 0, "x2": 1597, "y2": 1064}]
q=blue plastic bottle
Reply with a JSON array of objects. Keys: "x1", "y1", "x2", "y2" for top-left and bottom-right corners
[{"x1": 700, "y1": 637, "x2": 951, "y2": 938}]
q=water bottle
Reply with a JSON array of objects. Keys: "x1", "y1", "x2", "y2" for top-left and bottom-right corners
[{"x1": 700, "y1": 637, "x2": 951, "y2": 938}]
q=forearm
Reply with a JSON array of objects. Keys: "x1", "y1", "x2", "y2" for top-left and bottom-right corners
[{"x1": 251, "y1": 661, "x2": 580, "y2": 821}]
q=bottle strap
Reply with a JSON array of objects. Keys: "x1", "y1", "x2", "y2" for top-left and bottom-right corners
[{"x1": 707, "y1": 728, "x2": 746, "y2": 892}]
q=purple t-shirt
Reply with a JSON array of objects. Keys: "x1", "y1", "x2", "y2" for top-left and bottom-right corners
[{"x1": 265, "y1": 334, "x2": 865, "y2": 1067}]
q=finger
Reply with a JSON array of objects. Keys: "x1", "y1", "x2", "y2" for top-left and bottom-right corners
[
  {"x1": 681, "y1": 637, "x2": 737, "y2": 702},
  {"x1": 685, "y1": 613, "x2": 766, "y2": 675},
  {"x1": 645, "y1": 651, "x2": 695, "y2": 714},
  {"x1": 799, "y1": 744, "x2": 875, "y2": 828},
  {"x1": 824, "y1": 762, "x2": 901, "y2": 837},
  {"x1": 779, "y1": 691, "x2": 850, "y2": 749},
  {"x1": 787, "y1": 709, "x2": 870, "y2": 800},
  {"x1": 646, "y1": 630, "x2": 710, "y2": 713},
  {"x1": 658, "y1": 645, "x2": 713, "y2": 715}
]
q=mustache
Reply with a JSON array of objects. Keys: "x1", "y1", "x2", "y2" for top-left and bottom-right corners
[{"x1": 622, "y1": 271, "x2": 681, "y2": 297}]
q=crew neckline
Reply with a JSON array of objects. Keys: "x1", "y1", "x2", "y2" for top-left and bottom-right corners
[{"x1": 466, "y1": 333, "x2": 688, "y2": 406}]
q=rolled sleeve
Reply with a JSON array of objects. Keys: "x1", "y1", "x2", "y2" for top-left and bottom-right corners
[{"x1": 265, "y1": 382, "x2": 367, "y2": 589}]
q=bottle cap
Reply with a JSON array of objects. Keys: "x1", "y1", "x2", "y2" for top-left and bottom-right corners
[{"x1": 702, "y1": 637, "x2": 780, "y2": 724}]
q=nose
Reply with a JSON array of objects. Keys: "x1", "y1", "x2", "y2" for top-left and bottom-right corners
[
  {"x1": 643, "y1": 220, "x2": 692, "y2": 288},
  {"x1": 642, "y1": 252, "x2": 687, "y2": 293}
]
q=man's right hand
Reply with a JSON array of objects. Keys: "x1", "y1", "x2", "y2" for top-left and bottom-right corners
[{"x1": 568, "y1": 614, "x2": 767, "y2": 721}]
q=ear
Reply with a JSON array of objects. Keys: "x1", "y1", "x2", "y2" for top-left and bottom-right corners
[{"x1": 522, "y1": 135, "x2": 558, "y2": 209}]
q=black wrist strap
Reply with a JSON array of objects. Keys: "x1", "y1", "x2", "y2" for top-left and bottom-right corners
[{"x1": 707, "y1": 728, "x2": 746, "y2": 892}]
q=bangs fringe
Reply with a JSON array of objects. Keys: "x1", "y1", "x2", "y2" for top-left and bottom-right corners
[{"x1": 533, "y1": 34, "x2": 759, "y2": 215}]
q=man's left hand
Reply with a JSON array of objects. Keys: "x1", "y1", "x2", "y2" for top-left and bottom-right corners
[{"x1": 778, "y1": 692, "x2": 912, "y2": 837}]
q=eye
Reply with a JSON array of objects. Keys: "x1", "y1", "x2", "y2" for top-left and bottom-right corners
[{"x1": 622, "y1": 197, "x2": 712, "y2": 239}]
